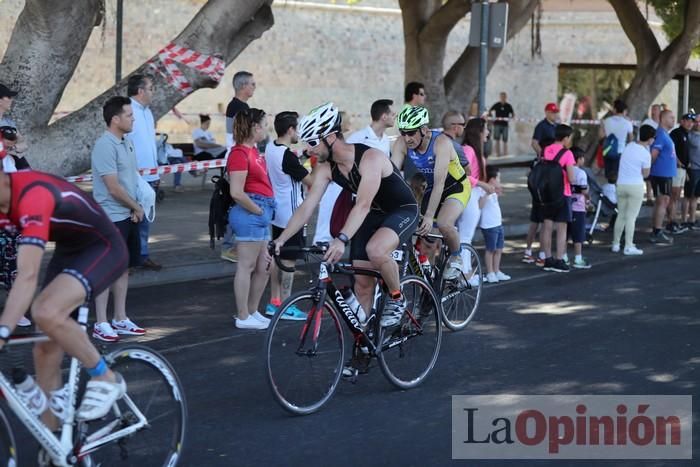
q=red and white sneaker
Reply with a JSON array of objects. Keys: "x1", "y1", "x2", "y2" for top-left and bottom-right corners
[
  {"x1": 93, "y1": 322, "x2": 119, "y2": 342},
  {"x1": 111, "y1": 318, "x2": 146, "y2": 336}
]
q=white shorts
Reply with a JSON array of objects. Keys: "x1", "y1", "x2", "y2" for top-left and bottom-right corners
[{"x1": 672, "y1": 169, "x2": 687, "y2": 188}]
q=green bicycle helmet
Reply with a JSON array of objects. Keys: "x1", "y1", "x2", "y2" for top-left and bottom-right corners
[{"x1": 396, "y1": 105, "x2": 429, "y2": 130}]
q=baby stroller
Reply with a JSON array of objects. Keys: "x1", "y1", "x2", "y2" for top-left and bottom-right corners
[{"x1": 583, "y1": 167, "x2": 618, "y2": 244}]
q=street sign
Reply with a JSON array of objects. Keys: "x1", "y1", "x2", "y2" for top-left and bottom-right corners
[{"x1": 468, "y1": 2, "x2": 509, "y2": 48}]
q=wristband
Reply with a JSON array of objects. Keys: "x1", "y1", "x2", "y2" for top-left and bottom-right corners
[{"x1": 337, "y1": 233, "x2": 350, "y2": 245}]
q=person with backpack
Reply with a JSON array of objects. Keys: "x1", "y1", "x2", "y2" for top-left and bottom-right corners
[
  {"x1": 531, "y1": 124, "x2": 576, "y2": 273},
  {"x1": 601, "y1": 99, "x2": 634, "y2": 180}
]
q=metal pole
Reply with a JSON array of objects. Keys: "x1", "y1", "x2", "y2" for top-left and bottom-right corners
[
  {"x1": 683, "y1": 72, "x2": 690, "y2": 112},
  {"x1": 116, "y1": 0, "x2": 123, "y2": 85},
  {"x1": 478, "y1": 0, "x2": 490, "y2": 115}
]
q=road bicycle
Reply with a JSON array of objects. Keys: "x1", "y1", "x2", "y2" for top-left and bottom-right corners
[
  {"x1": 265, "y1": 244, "x2": 441, "y2": 415},
  {"x1": 398, "y1": 234, "x2": 483, "y2": 331},
  {"x1": 0, "y1": 306, "x2": 187, "y2": 466}
]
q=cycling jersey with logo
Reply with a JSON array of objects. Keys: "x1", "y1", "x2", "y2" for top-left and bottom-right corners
[
  {"x1": 407, "y1": 130, "x2": 467, "y2": 195},
  {"x1": 0, "y1": 171, "x2": 127, "y2": 299},
  {"x1": 329, "y1": 144, "x2": 417, "y2": 214}
]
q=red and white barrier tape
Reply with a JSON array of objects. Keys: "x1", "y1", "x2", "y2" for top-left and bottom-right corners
[
  {"x1": 148, "y1": 43, "x2": 225, "y2": 95},
  {"x1": 66, "y1": 158, "x2": 227, "y2": 183}
]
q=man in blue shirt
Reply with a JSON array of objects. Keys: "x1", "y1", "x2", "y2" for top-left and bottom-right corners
[{"x1": 649, "y1": 110, "x2": 677, "y2": 244}]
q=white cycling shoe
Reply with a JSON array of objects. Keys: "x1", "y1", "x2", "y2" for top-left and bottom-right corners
[{"x1": 76, "y1": 373, "x2": 126, "y2": 421}]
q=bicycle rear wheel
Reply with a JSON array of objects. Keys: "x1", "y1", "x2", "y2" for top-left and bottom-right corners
[
  {"x1": 266, "y1": 291, "x2": 345, "y2": 415},
  {"x1": 377, "y1": 275, "x2": 442, "y2": 389},
  {"x1": 440, "y1": 243, "x2": 483, "y2": 331},
  {"x1": 81, "y1": 345, "x2": 187, "y2": 466},
  {"x1": 0, "y1": 406, "x2": 18, "y2": 467}
]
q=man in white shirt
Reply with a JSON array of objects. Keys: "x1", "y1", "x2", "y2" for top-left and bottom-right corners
[
  {"x1": 127, "y1": 74, "x2": 161, "y2": 271},
  {"x1": 601, "y1": 99, "x2": 634, "y2": 181},
  {"x1": 192, "y1": 114, "x2": 226, "y2": 160},
  {"x1": 345, "y1": 99, "x2": 395, "y2": 154}
]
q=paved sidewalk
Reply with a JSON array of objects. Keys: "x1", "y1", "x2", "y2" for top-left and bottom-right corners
[{"x1": 63, "y1": 163, "x2": 655, "y2": 289}]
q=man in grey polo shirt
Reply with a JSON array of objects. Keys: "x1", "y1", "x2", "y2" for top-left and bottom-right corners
[{"x1": 90, "y1": 96, "x2": 147, "y2": 343}]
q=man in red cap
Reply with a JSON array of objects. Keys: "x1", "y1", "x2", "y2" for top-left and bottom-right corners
[{"x1": 522, "y1": 102, "x2": 560, "y2": 266}]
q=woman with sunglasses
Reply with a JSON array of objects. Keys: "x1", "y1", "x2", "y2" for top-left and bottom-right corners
[
  {"x1": 228, "y1": 108, "x2": 276, "y2": 330},
  {"x1": 391, "y1": 106, "x2": 470, "y2": 281}
]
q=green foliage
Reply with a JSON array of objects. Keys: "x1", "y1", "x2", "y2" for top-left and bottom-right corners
[
  {"x1": 558, "y1": 67, "x2": 636, "y2": 118},
  {"x1": 647, "y1": 0, "x2": 700, "y2": 55}
]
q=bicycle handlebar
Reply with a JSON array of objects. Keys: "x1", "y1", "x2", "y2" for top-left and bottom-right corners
[{"x1": 267, "y1": 242, "x2": 381, "y2": 278}]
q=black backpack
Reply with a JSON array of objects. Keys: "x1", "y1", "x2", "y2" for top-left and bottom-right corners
[
  {"x1": 208, "y1": 175, "x2": 233, "y2": 248},
  {"x1": 527, "y1": 148, "x2": 567, "y2": 210}
]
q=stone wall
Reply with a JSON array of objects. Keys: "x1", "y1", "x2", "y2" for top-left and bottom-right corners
[{"x1": 1, "y1": 0, "x2": 698, "y2": 162}]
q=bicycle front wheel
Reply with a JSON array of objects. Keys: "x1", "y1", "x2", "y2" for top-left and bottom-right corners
[
  {"x1": 378, "y1": 275, "x2": 442, "y2": 389},
  {"x1": 440, "y1": 243, "x2": 483, "y2": 331},
  {"x1": 266, "y1": 291, "x2": 345, "y2": 415},
  {"x1": 81, "y1": 345, "x2": 187, "y2": 466},
  {"x1": 0, "y1": 405, "x2": 18, "y2": 467}
]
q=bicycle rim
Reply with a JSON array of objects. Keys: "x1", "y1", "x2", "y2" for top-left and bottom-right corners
[
  {"x1": 82, "y1": 345, "x2": 187, "y2": 466},
  {"x1": 378, "y1": 275, "x2": 442, "y2": 389},
  {"x1": 266, "y1": 292, "x2": 345, "y2": 415},
  {"x1": 440, "y1": 244, "x2": 483, "y2": 331},
  {"x1": 0, "y1": 406, "x2": 18, "y2": 467}
]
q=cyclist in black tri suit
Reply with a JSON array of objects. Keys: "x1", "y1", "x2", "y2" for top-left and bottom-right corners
[
  {"x1": 0, "y1": 170, "x2": 129, "y2": 423},
  {"x1": 273, "y1": 103, "x2": 419, "y2": 327}
]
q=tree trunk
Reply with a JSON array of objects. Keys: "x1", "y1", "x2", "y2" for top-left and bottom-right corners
[
  {"x1": 399, "y1": 0, "x2": 538, "y2": 124},
  {"x1": 610, "y1": 0, "x2": 700, "y2": 120},
  {"x1": 1, "y1": 0, "x2": 274, "y2": 176},
  {"x1": 444, "y1": 0, "x2": 540, "y2": 113}
]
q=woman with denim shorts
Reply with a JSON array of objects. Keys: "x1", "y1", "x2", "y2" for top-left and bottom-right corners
[{"x1": 228, "y1": 108, "x2": 276, "y2": 330}]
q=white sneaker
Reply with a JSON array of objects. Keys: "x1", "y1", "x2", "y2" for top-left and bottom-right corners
[
  {"x1": 76, "y1": 373, "x2": 126, "y2": 421},
  {"x1": 235, "y1": 315, "x2": 268, "y2": 330},
  {"x1": 251, "y1": 311, "x2": 271, "y2": 325},
  {"x1": 92, "y1": 322, "x2": 120, "y2": 343},
  {"x1": 17, "y1": 316, "x2": 32, "y2": 327},
  {"x1": 486, "y1": 272, "x2": 499, "y2": 283},
  {"x1": 111, "y1": 318, "x2": 146, "y2": 336},
  {"x1": 623, "y1": 246, "x2": 644, "y2": 256},
  {"x1": 611, "y1": 244, "x2": 620, "y2": 253},
  {"x1": 443, "y1": 261, "x2": 462, "y2": 281},
  {"x1": 467, "y1": 274, "x2": 481, "y2": 287},
  {"x1": 495, "y1": 271, "x2": 511, "y2": 281}
]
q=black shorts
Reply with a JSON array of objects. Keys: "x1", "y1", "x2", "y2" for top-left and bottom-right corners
[
  {"x1": 541, "y1": 197, "x2": 572, "y2": 223},
  {"x1": 350, "y1": 206, "x2": 419, "y2": 261},
  {"x1": 686, "y1": 169, "x2": 700, "y2": 198},
  {"x1": 43, "y1": 223, "x2": 128, "y2": 301},
  {"x1": 569, "y1": 210, "x2": 587, "y2": 244},
  {"x1": 604, "y1": 155, "x2": 621, "y2": 181},
  {"x1": 114, "y1": 218, "x2": 142, "y2": 268},
  {"x1": 650, "y1": 176, "x2": 672, "y2": 197},
  {"x1": 530, "y1": 204, "x2": 543, "y2": 223},
  {"x1": 272, "y1": 225, "x2": 306, "y2": 261}
]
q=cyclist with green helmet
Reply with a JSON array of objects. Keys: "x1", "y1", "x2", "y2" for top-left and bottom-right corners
[
  {"x1": 272, "y1": 103, "x2": 419, "y2": 328},
  {"x1": 391, "y1": 106, "x2": 471, "y2": 280}
]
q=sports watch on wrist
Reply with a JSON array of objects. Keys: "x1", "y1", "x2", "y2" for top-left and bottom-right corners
[
  {"x1": 337, "y1": 233, "x2": 350, "y2": 246},
  {"x1": 0, "y1": 325, "x2": 11, "y2": 343}
]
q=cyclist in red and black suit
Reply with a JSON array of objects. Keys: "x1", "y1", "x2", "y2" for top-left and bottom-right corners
[{"x1": 0, "y1": 170, "x2": 130, "y2": 422}]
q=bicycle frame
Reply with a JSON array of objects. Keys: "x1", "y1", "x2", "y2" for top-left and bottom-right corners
[{"x1": 0, "y1": 307, "x2": 149, "y2": 466}]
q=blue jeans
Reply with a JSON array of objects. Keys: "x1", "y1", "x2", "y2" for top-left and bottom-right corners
[{"x1": 167, "y1": 156, "x2": 186, "y2": 186}]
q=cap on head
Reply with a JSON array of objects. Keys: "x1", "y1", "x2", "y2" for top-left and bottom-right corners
[
  {"x1": 0, "y1": 84, "x2": 18, "y2": 99},
  {"x1": 545, "y1": 103, "x2": 559, "y2": 113},
  {"x1": 397, "y1": 106, "x2": 429, "y2": 130},
  {"x1": 681, "y1": 112, "x2": 696, "y2": 121},
  {"x1": 297, "y1": 103, "x2": 342, "y2": 142},
  {"x1": 0, "y1": 126, "x2": 17, "y2": 141}
]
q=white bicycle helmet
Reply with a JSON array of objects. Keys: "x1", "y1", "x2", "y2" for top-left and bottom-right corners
[
  {"x1": 297, "y1": 103, "x2": 342, "y2": 142},
  {"x1": 397, "y1": 105, "x2": 429, "y2": 130}
]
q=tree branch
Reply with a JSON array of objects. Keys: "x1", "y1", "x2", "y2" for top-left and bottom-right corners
[
  {"x1": 608, "y1": 0, "x2": 660, "y2": 66},
  {"x1": 419, "y1": 0, "x2": 471, "y2": 44},
  {"x1": 0, "y1": 0, "x2": 104, "y2": 130}
]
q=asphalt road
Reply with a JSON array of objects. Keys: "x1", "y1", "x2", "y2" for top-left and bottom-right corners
[{"x1": 8, "y1": 231, "x2": 700, "y2": 466}]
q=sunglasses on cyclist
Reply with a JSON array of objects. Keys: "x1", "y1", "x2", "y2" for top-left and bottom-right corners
[
  {"x1": 400, "y1": 129, "x2": 420, "y2": 137},
  {"x1": 306, "y1": 138, "x2": 322, "y2": 148}
]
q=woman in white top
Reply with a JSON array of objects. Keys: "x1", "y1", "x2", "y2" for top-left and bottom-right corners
[{"x1": 612, "y1": 125, "x2": 655, "y2": 255}]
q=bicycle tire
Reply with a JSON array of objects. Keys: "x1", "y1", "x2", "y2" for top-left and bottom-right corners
[
  {"x1": 377, "y1": 275, "x2": 442, "y2": 389},
  {"x1": 265, "y1": 291, "x2": 345, "y2": 415},
  {"x1": 439, "y1": 243, "x2": 483, "y2": 331},
  {"x1": 0, "y1": 405, "x2": 18, "y2": 467},
  {"x1": 80, "y1": 345, "x2": 187, "y2": 466}
]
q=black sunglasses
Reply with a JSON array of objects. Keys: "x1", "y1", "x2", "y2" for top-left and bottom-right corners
[
  {"x1": 306, "y1": 138, "x2": 322, "y2": 148},
  {"x1": 400, "y1": 129, "x2": 420, "y2": 137}
]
